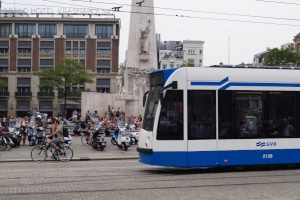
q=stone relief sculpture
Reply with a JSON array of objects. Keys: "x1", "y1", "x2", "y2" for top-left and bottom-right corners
[
  {"x1": 126, "y1": 67, "x2": 152, "y2": 96},
  {"x1": 140, "y1": 24, "x2": 150, "y2": 55},
  {"x1": 115, "y1": 74, "x2": 123, "y2": 95}
]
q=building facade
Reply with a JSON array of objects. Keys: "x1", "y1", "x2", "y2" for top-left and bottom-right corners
[
  {"x1": 0, "y1": 13, "x2": 120, "y2": 118},
  {"x1": 157, "y1": 38, "x2": 204, "y2": 69}
]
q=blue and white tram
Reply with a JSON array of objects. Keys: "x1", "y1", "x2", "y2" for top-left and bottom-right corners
[{"x1": 137, "y1": 65, "x2": 300, "y2": 168}]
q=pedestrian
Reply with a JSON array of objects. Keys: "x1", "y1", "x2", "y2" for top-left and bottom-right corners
[
  {"x1": 8, "y1": 115, "x2": 15, "y2": 133},
  {"x1": 21, "y1": 116, "x2": 29, "y2": 145},
  {"x1": 73, "y1": 122, "x2": 81, "y2": 136}
]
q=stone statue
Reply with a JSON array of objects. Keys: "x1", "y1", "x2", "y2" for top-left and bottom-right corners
[
  {"x1": 115, "y1": 74, "x2": 123, "y2": 95},
  {"x1": 140, "y1": 25, "x2": 150, "y2": 55}
]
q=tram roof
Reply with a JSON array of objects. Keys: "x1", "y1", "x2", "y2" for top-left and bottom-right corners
[{"x1": 209, "y1": 65, "x2": 300, "y2": 70}]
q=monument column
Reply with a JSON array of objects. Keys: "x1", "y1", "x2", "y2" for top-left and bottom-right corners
[{"x1": 118, "y1": 0, "x2": 158, "y2": 118}]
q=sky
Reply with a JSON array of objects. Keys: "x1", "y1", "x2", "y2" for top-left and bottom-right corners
[{"x1": 2, "y1": 0, "x2": 300, "y2": 66}]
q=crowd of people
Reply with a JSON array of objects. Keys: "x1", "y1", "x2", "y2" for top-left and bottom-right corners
[{"x1": 0, "y1": 105, "x2": 143, "y2": 147}]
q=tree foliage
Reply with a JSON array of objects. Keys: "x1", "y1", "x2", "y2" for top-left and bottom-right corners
[
  {"x1": 0, "y1": 74, "x2": 7, "y2": 88},
  {"x1": 34, "y1": 57, "x2": 94, "y2": 115},
  {"x1": 35, "y1": 56, "x2": 94, "y2": 90},
  {"x1": 263, "y1": 46, "x2": 300, "y2": 66},
  {"x1": 181, "y1": 60, "x2": 195, "y2": 67}
]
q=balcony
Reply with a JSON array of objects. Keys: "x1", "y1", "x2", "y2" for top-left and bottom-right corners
[
  {"x1": 38, "y1": 92, "x2": 55, "y2": 98},
  {"x1": 0, "y1": 91, "x2": 9, "y2": 96},
  {"x1": 15, "y1": 92, "x2": 32, "y2": 97}
]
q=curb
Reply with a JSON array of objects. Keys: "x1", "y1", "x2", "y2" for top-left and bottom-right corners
[{"x1": 0, "y1": 156, "x2": 139, "y2": 163}]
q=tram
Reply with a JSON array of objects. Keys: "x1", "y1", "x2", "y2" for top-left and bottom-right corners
[{"x1": 137, "y1": 65, "x2": 300, "y2": 168}]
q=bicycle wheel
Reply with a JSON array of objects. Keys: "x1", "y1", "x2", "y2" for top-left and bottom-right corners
[
  {"x1": 81, "y1": 134, "x2": 89, "y2": 145},
  {"x1": 31, "y1": 146, "x2": 47, "y2": 162},
  {"x1": 57, "y1": 145, "x2": 73, "y2": 162}
]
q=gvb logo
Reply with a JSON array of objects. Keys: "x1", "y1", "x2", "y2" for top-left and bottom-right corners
[{"x1": 256, "y1": 141, "x2": 277, "y2": 147}]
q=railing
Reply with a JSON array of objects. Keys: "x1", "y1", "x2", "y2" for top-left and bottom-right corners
[
  {"x1": 37, "y1": 92, "x2": 55, "y2": 97},
  {"x1": 0, "y1": 91, "x2": 9, "y2": 96},
  {"x1": 15, "y1": 92, "x2": 32, "y2": 97}
]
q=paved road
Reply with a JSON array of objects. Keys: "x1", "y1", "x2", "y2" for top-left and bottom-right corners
[
  {"x1": 0, "y1": 135, "x2": 138, "y2": 162},
  {"x1": 1, "y1": 159, "x2": 300, "y2": 200}
]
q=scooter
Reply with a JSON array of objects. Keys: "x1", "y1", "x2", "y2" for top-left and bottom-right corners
[
  {"x1": 36, "y1": 127, "x2": 46, "y2": 145},
  {"x1": 28, "y1": 126, "x2": 37, "y2": 146},
  {"x1": 91, "y1": 126, "x2": 106, "y2": 151},
  {"x1": 116, "y1": 125, "x2": 131, "y2": 151}
]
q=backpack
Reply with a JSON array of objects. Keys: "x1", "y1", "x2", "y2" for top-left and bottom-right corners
[{"x1": 63, "y1": 127, "x2": 69, "y2": 137}]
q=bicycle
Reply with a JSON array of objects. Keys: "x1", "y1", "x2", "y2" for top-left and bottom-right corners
[
  {"x1": 81, "y1": 130, "x2": 91, "y2": 145},
  {"x1": 30, "y1": 137, "x2": 73, "y2": 162}
]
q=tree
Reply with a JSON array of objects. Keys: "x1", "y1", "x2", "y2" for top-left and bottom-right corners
[
  {"x1": 181, "y1": 60, "x2": 195, "y2": 67},
  {"x1": 0, "y1": 74, "x2": 7, "y2": 88},
  {"x1": 34, "y1": 57, "x2": 94, "y2": 117},
  {"x1": 263, "y1": 46, "x2": 300, "y2": 66}
]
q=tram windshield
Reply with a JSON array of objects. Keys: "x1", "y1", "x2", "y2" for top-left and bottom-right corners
[{"x1": 142, "y1": 86, "x2": 160, "y2": 131}]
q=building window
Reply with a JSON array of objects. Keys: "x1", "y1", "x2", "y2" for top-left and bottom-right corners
[
  {"x1": 40, "y1": 59, "x2": 54, "y2": 71},
  {"x1": 39, "y1": 24, "x2": 56, "y2": 38},
  {"x1": 66, "y1": 41, "x2": 71, "y2": 54},
  {"x1": 187, "y1": 49, "x2": 195, "y2": 54},
  {"x1": 199, "y1": 49, "x2": 203, "y2": 54},
  {"x1": 80, "y1": 41, "x2": 85, "y2": 54},
  {"x1": 97, "y1": 60, "x2": 110, "y2": 74},
  {"x1": 65, "y1": 41, "x2": 85, "y2": 55},
  {"x1": 40, "y1": 41, "x2": 54, "y2": 54},
  {"x1": 39, "y1": 78, "x2": 53, "y2": 92},
  {"x1": 79, "y1": 59, "x2": 85, "y2": 67},
  {"x1": 73, "y1": 41, "x2": 78, "y2": 54},
  {"x1": 0, "y1": 59, "x2": 8, "y2": 72},
  {"x1": 15, "y1": 24, "x2": 35, "y2": 38},
  {"x1": 17, "y1": 78, "x2": 31, "y2": 93},
  {"x1": 17, "y1": 59, "x2": 31, "y2": 73},
  {"x1": 95, "y1": 24, "x2": 113, "y2": 39},
  {"x1": 39, "y1": 101, "x2": 53, "y2": 113},
  {"x1": 97, "y1": 42, "x2": 111, "y2": 55},
  {"x1": 188, "y1": 59, "x2": 195, "y2": 64},
  {"x1": 18, "y1": 41, "x2": 31, "y2": 54},
  {"x1": 0, "y1": 78, "x2": 8, "y2": 93},
  {"x1": 0, "y1": 24, "x2": 12, "y2": 38},
  {"x1": 0, "y1": 41, "x2": 9, "y2": 54},
  {"x1": 96, "y1": 79, "x2": 110, "y2": 93},
  {"x1": 64, "y1": 24, "x2": 88, "y2": 38},
  {"x1": 163, "y1": 64, "x2": 167, "y2": 69}
]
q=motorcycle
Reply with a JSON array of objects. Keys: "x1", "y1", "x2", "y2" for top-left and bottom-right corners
[
  {"x1": 91, "y1": 125, "x2": 106, "y2": 151},
  {"x1": 28, "y1": 126, "x2": 37, "y2": 146}
]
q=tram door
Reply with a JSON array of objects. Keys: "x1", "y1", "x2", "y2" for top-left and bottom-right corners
[
  {"x1": 157, "y1": 90, "x2": 187, "y2": 167},
  {"x1": 187, "y1": 90, "x2": 218, "y2": 167}
]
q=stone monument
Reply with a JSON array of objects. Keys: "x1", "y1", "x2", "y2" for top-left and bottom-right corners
[{"x1": 116, "y1": 0, "x2": 158, "y2": 117}]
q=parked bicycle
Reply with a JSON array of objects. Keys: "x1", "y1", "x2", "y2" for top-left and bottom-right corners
[{"x1": 30, "y1": 137, "x2": 73, "y2": 162}]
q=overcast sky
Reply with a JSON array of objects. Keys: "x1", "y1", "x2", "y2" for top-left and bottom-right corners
[{"x1": 3, "y1": 0, "x2": 300, "y2": 66}]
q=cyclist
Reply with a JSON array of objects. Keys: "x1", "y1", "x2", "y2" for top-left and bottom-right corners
[{"x1": 46, "y1": 119, "x2": 64, "y2": 155}]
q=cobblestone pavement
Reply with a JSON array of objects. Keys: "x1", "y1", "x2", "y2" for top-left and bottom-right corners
[{"x1": 0, "y1": 135, "x2": 139, "y2": 162}]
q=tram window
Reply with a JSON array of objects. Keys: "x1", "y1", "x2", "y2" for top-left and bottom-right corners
[
  {"x1": 188, "y1": 90, "x2": 216, "y2": 140},
  {"x1": 267, "y1": 91, "x2": 297, "y2": 138},
  {"x1": 219, "y1": 90, "x2": 300, "y2": 139},
  {"x1": 157, "y1": 90, "x2": 183, "y2": 140}
]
